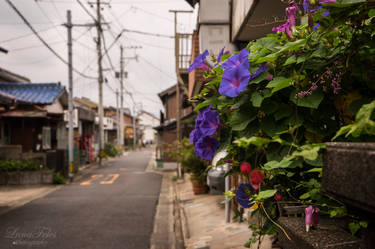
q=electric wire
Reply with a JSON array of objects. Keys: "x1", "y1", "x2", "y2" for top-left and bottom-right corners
[{"x1": 5, "y1": 0, "x2": 96, "y2": 79}]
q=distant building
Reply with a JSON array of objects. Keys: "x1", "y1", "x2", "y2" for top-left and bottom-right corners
[
  {"x1": 138, "y1": 110, "x2": 159, "y2": 145},
  {"x1": 154, "y1": 84, "x2": 193, "y2": 161},
  {"x1": 0, "y1": 81, "x2": 69, "y2": 173}
]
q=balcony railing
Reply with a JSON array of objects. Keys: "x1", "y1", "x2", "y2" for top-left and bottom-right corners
[{"x1": 177, "y1": 33, "x2": 192, "y2": 73}]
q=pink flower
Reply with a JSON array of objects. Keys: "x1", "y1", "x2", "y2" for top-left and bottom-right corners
[{"x1": 240, "y1": 162, "x2": 252, "y2": 175}]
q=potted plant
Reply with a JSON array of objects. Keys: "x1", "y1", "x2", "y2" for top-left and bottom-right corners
[{"x1": 165, "y1": 138, "x2": 208, "y2": 194}]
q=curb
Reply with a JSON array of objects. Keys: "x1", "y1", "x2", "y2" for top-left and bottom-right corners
[{"x1": 175, "y1": 179, "x2": 190, "y2": 244}]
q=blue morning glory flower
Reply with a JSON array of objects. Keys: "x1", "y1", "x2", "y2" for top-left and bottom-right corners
[
  {"x1": 188, "y1": 50, "x2": 210, "y2": 73},
  {"x1": 236, "y1": 183, "x2": 255, "y2": 208}
]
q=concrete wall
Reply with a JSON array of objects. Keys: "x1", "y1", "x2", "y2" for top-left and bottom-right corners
[
  {"x1": 199, "y1": 0, "x2": 230, "y2": 23},
  {"x1": 0, "y1": 145, "x2": 22, "y2": 160},
  {"x1": 232, "y1": 0, "x2": 254, "y2": 40}
]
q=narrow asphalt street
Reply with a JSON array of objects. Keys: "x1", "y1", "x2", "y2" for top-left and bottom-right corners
[{"x1": 0, "y1": 148, "x2": 162, "y2": 249}]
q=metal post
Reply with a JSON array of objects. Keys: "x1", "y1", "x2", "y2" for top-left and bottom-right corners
[
  {"x1": 120, "y1": 45, "x2": 124, "y2": 150},
  {"x1": 96, "y1": 0, "x2": 104, "y2": 165},
  {"x1": 225, "y1": 174, "x2": 231, "y2": 223},
  {"x1": 133, "y1": 105, "x2": 136, "y2": 149},
  {"x1": 67, "y1": 10, "x2": 74, "y2": 182}
]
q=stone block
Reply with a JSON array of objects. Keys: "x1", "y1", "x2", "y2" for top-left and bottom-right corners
[
  {"x1": 278, "y1": 217, "x2": 364, "y2": 249},
  {"x1": 323, "y1": 142, "x2": 375, "y2": 214}
]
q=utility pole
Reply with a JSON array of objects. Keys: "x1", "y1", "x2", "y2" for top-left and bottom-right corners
[
  {"x1": 133, "y1": 105, "x2": 136, "y2": 149},
  {"x1": 118, "y1": 45, "x2": 141, "y2": 150},
  {"x1": 119, "y1": 46, "x2": 124, "y2": 150},
  {"x1": 95, "y1": 0, "x2": 105, "y2": 166},
  {"x1": 66, "y1": 10, "x2": 74, "y2": 182},
  {"x1": 116, "y1": 89, "x2": 120, "y2": 147},
  {"x1": 169, "y1": 10, "x2": 192, "y2": 178}
]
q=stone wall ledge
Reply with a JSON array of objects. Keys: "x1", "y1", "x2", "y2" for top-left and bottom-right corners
[{"x1": 278, "y1": 217, "x2": 365, "y2": 249}]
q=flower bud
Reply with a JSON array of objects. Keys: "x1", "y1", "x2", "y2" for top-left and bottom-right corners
[
  {"x1": 240, "y1": 162, "x2": 252, "y2": 175},
  {"x1": 250, "y1": 170, "x2": 263, "y2": 189},
  {"x1": 274, "y1": 194, "x2": 282, "y2": 201}
]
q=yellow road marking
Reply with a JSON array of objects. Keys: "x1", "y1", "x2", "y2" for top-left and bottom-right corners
[
  {"x1": 80, "y1": 174, "x2": 103, "y2": 186},
  {"x1": 100, "y1": 174, "x2": 119, "y2": 185}
]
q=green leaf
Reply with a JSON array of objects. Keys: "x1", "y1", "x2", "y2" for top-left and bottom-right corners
[
  {"x1": 369, "y1": 9, "x2": 375, "y2": 18},
  {"x1": 249, "y1": 72, "x2": 269, "y2": 84},
  {"x1": 297, "y1": 54, "x2": 308, "y2": 64},
  {"x1": 194, "y1": 97, "x2": 215, "y2": 111},
  {"x1": 256, "y1": 53, "x2": 278, "y2": 63},
  {"x1": 274, "y1": 104, "x2": 293, "y2": 121},
  {"x1": 261, "y1": 100, "x2": 279, "y2": 114},
  {"x1": 266, "y1": 77, "x2": 293, "y2": 93},
  {"x1": 283, "y1": 55, "x2": 297, "y2": 66},
  {"x1": 224, "y1": 190, "x2": 236, "y2": 198},
  {"x1": 264, "y1": 157, "x2": 300, "y2": 170},
  {"x1": 251, "y1": 92, "x2": 264, "y2": 107},
  {"x1": 329, "y1": 0, "x2": 365, "y2": 7},
  {"x1": 230, "y1": 110, "x2": 257, "y2": 131},
  {"x1": 348, "y1": 222, "x2": 361, "y2": 235},
  {"x1": 277, "y1": 39, "x2": 307, "y2": 54},
  {"x1": 359, "y1": 221, "x2": 368, "y2": 228},
  {"x1": 333, "y1": 100, "x2": 375, "y2": 139},
  {"x1": 306, "y1": 168, "x2": 322, "y2": 173},
  {"x1": 234, "y1": 136, "x2": 272, "y2": 148},
  {"x1": 257, "y1": 189, "x2": 277, "y2": 200},
  {"x1": 290, "y1": 90, "x2": 324, "y2": 109},
  {"x1": 292, "y1": 145, "x2": 320, "y2": 161},
  {"x1": 299, "y1": 192, "x2": 310, "y2": 200}
]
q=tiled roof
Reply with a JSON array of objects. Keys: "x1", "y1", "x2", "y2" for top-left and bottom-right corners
[{"x1": 0, "y1": 83, "x2": 65, "y2": 105}]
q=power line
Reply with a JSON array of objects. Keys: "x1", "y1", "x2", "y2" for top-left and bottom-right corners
[
  {"x1": 11, "y1": 40, "x2": 64, "y2": 52},
  {"x1": 5, "y1": 0, "x2": 96, "y2": 79},
  {"x1": 138, "y1": 55, "x2": 176, "y2": 80},
  {"x1": 121, "y1": 28, "x2": 174, "y2": 38},
  {"x1": 35, "y1": 0, "x2": 66, "y2": 42},
  {"x1": 0, "y1": 25, "x2": 60, "y2": 43}
]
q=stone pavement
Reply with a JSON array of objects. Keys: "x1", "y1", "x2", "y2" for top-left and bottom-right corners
[
  {"x1": 147, "y1": 153, "x2": 273, "y2": 249},
  {"x1": 176, "y1": 176, "x2": 273, "y2": 249},
  {"x1": 0, "y1": 185, "x2": 59, "y2": 215}
]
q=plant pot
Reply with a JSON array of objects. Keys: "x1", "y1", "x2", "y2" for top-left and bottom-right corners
[
  {"x1": 323, "y1": 142, "x2": 375, "y2": 215},
  {"x1": 191, "y1": 177, "x2": 208, "y2": 195}
]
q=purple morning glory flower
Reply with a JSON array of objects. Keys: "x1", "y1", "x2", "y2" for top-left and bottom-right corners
[
  {"x1": 199, "y1": 108, "x2": 220, "y2": 136},
  {"x1": 189, "y1": 128, "x2": 202, "y2": 144},
  {"x1": 323, "y1": 10, "x2": 330, "y2": 17},
  {"x1": 188, "y1": 50, "x2": 210, "y2": 73},
  {"x1": 221, "y1": 48, "x2": 249, "y2": 71},
  {"x1": 236, "y1": 183, "x2": 255, "y2": 208},
  {"x1": 194, "y1": 136, "x2": 220, "y2": 161},
  {"x1": 219, "y1": 66, "x2": 250, "y2": 98},
  {"x1": 214, "y1": 47, "x2": 226, "y2": 67},
  {"x1": 303, "y1": 0, "x2": 310, "y2": 12},
  {"x1": 313, "y1": 24, "x2": 320, "y2": 30},
  {"x1": 250, "y1": 62, "x2": 267, "y2": 80},
  {"x1": 310, "y1": 5, "x2": 323, "y2": 12}
]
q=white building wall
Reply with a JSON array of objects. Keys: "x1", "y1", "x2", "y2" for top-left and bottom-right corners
[{"x1": 138, "y1": 112, "x2": 159, "y2": 144}]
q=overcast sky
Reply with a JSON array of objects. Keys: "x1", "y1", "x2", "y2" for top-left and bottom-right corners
[{"x1": 0, "y1": 0, "x2": 197, "y2": 117}]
